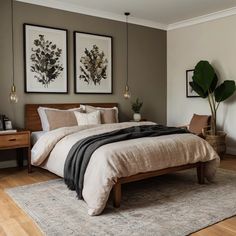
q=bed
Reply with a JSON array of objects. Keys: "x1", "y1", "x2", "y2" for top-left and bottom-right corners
[{"x1": 25, "y1": 103, "x2": 220, "y2": 216}]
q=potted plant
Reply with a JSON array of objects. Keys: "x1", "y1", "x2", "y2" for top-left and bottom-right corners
[
  {"x1": 131, "y1": 98, "x2": 143, "y2": 121},
  {"x1": 190, "y1": 60, "x2": 236, "y2": 156}
]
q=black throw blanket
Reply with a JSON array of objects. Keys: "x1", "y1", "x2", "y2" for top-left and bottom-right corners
[{"x1": 64, "y1": 125, "x2": 188, "y2": 198}]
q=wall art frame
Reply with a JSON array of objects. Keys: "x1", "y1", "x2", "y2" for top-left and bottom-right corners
[
  {"x1": 0, "y1": 115, "x2": 4, "y2": 131},
  {"x1": 24, "y1": 23, "x2": 68, "y2": 93},
  {"x1": 74, "y1": 31, "x2": 113, "y2": 94},
  {"x1": 186, "y1": 69, "x2": 200, "y2": 98}
]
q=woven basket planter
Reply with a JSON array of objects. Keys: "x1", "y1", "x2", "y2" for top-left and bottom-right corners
[{"x1": 205, "y1": 131, "x2": 226, "y2": 158}]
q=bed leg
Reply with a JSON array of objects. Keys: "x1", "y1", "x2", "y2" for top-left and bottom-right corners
[
  {"x1": 197, "y1": 162, "x2": 205, "y2": 184},
  {"x1": 113, "y1": 181, "x2": 121, "y2": 208}
]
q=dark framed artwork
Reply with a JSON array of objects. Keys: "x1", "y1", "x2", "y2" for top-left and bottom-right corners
[
  {"x1": 186, "y1": 69, "x2": 200, "y2": 98},
  {"x1": 0, "y1": 115, "x2": 4, "y2": 131},
  {"x1": 74, "y1": 31, "x2": 113, "y2": 94},
  {"x1": 24, "y1": 24, "x2": 68, "y2": 93}
]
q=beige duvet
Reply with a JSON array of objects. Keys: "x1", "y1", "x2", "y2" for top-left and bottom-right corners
[{"x1": 31, "y1": 122, "x2": 220, "y2": 216}]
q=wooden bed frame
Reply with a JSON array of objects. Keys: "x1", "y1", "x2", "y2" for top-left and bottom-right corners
[{"x1": 25, "y1": 103, "x2": 205, "y2": 208}]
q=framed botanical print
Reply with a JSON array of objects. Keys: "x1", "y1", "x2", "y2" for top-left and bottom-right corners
[
  {"x1": 186, "y1": 69, "x2": 200, "y2": 97},
  {"x1": 0, "y1": 115, "x2": 4, "y2": 131},
  {"x1": 74, "y1": 32, "x2": 112, "y2": 94},
  {"x1": 24, "y1": 24, "x2": 68, "y2": 93}
]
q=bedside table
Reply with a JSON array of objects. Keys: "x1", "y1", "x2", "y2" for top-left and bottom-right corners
[{"x1": 0, "y1": 130, "x2": 31, "y2": 173}]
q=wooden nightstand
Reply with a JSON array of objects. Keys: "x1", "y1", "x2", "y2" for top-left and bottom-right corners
[{"x1": 0, "y1": 130, "x2": 31, "y2": 173}]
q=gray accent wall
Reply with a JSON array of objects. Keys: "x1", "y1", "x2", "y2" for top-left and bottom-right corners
[{"x1": 0, "y1": 0, "x2": 166, "y2": 166}]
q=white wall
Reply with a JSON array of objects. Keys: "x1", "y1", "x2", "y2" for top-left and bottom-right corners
[{"x1": 167, "y1": 15, "x2": 236, "y2": 155}]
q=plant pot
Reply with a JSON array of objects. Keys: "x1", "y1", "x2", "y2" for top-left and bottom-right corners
[
  {"x1": 205, "y1": 131, "x2": 226, "y2": 158},
  {"x1": 133, "y1": 113, "x2": 141, "y2": 122}
]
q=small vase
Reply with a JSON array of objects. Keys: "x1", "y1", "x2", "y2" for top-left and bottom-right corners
[{"x1": 133, "y1": 113, "x2": 141, "y2": 122}]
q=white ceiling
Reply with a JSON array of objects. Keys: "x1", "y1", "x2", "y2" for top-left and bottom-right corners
[
  {"x1": 63, "y1": 0, "x2": 236, "y2": 24},
  {"x1": 17, "y1": 0, "x2": 236, "y2": 30}
]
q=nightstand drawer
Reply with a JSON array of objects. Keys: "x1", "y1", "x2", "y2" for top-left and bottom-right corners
[{"x1": 0, "y1": 133, "x2": 29, "y2": 148}]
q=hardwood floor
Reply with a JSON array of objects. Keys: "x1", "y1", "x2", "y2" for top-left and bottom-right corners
[
  {"x1": 192, "y1": 155, "x2": 236, "y2": 236},
  {"x1": 0, "y1": 155, "x2": 235, "y2": 236},
  {"x1": 0, "y1": 168, "x2": 57, "y2": 236}
]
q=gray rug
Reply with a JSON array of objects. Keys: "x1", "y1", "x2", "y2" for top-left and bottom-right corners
[{"x1": 6, "y1": 169, "x2": 236, "y2": 236}]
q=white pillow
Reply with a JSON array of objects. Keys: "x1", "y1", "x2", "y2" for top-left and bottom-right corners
[
  {"x1": 38, "y1": 106, "x2": 82, "y2": 131},
  {"x1": 74, "y1": 110, "x2": 101, "y2": 125}
]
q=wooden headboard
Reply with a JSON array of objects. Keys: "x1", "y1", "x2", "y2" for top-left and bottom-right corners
[{"x1": 25, "y1": 103, "x2": 118, "y2": 131}]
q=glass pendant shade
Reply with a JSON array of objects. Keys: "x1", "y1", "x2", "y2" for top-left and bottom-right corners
[
  {"x1": 123, "y1": 84, "x2": 131, "y2": 99},
  {"x1": 9, "y1": 84, "x2": 18, "y2": 103}
]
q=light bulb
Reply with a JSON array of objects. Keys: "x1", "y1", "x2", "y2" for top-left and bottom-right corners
[
  {"x1": 123, "y1": 85, "x2": 131, "y2": 99},
  {"x1": 9, "y1": 85, "x2": 18, "y2": 103}
]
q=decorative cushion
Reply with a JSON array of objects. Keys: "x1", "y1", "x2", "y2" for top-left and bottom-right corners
[
  {"x1": 38, "y1": 107, "x2": 57, "y2": 131},
  {"x1": 44, "y1": 110, "x2": 81, "y2": 131},
  {"x1": 81, "y1": 105, "x2": 118, "y2": 123},
  {"x1": 100, "y1": 109, "x2": 117, "y2": 124},
  {"x1": 189, "y1": 114, "x2": 210, "y2": 135},
  {"x1": 74, "y1": 110, "x2": 101, "y2": 125},
  {"x1": 38, "y1": 107, "x2": 82, "y2": 131}
]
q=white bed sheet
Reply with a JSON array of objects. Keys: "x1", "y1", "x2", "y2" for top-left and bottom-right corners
[{"x1": 31, "y1": 131, "x2": 47, "y2": 145}]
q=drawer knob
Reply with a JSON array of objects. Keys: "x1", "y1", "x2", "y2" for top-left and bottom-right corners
[{"x1": 9, "y1": 138, "x2": 16, "y2": 141}]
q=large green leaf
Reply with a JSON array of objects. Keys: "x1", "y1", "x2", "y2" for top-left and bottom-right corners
[
  {"x1": 189, "y1": 81, "x2": 208, "y2": 98},
  {"x1": 210, "y1": 74, "x2": 218, "y2": 92},
  {"x1": 215, "y1": 80, "x2": 236, "y2": 102},
  {"x1": 193, "y1": 61, "x2": 215, "y2": 93}
]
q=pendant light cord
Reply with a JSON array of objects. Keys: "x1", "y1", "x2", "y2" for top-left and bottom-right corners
[
  {"x1": 125, "y1": 12, "x2": 130, "y2": 87},
  {"x1": 11, "y1": 0, "x2": 15, "y2": 85}
]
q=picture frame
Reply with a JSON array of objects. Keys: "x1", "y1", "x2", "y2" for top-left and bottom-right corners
[
  {"x1": 186, "y1": 69, "x2": 200, "y2": 98},
  {"x1": 24, "y1": 24, "x2": 68, "y2": 93},
  {"x1": 74, "y1": 31, "x2": 113, "y2": 94},
  {"x1": 0, "y1": 115, "x2": 5, "y2": 131}
]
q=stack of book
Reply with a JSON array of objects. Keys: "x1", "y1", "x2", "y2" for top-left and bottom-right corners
[{"x1": 0, "y1": 129, "x2": 17, "y2": 134}]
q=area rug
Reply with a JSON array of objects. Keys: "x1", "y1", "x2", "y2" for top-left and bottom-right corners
[{"x1": 5, "y1": 169, "x2": 236, "y2": 236}]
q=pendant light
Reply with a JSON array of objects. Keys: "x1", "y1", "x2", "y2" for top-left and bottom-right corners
[
  {"x1": 123, "y1": 12, "x2": 131, "y2": 99},
  {"x1": 9, "y1": 0, "x2": 18, "y2": 103}
]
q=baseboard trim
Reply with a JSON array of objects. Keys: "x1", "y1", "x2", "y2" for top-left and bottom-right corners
[
  {"x1": 0, "y1": 160, "x2": 28, "y2": 169},
  {"x1": 226, "y1": 147, "x2": 236, "y2": 156}
]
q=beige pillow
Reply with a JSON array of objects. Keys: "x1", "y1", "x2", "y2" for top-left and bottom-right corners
[
  {"x1": 44, "y1": 109, "x2": 80, "y2": 131},
  {"x1": 100, "y1": 109, "x2": 117, "y2": 124},
  {"x1": 38, "y1": 107, "x2": 58, "y2": 131},
  {"x1": 74, "y1": 110, "x2": 101, "y2": 125},
  {"x1": 189, "y1": 114, "x2": 210, "y2": 135},
  {"x1": 81, "y1": 105, "x2": 118, "y2": 124},
  {"x1": 38, "y1": 106, "x2": 82, "y2": 131}
]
